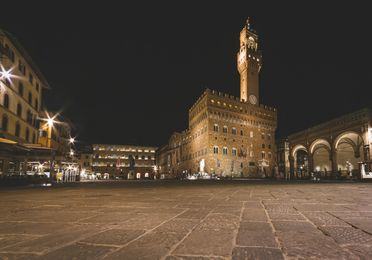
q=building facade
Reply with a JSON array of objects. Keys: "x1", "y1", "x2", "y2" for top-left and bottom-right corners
[
  {"x1": 0, "y1": 29, "x2": 49, "y2": 175},
  {"x1": 157, "y1": 19, "x2": 277, "y2": 178},
  {"x1": 92, "y1": 144, "x2": 157, "y2": 179},
  {"x1": 287, "y1": 108, "x2": 372, "y2": 179}
]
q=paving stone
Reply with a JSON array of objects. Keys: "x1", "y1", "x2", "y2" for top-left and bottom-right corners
[
  {"x1": 0, "y1": 252, "x2": 39, "y2": 260},
  {"x1": 268, "y1": 212, "x2": 305, "y2": 221},
  {"x1": 232, "y1": 247, "x2": 284, "y2": 260},
  {"x1": 166, "y1": 255, "x2": 224, "y2": 260},
  {"x1": 242, "y1": 209, "x2": 267, "y2": 222},
  {"x1": 80, "y1": 229, "x2": 145, "y2": 246},
  {"x1": 40, "y1": 243, "x2": 115, "y2": 259},
  {"x1": 176, "y1": 209, "x2": 211, "y2": 220},
  {"x1": 303, "y1": 212, "x2": 350, "y2": 227},
  {"x1": 344, "y1": 244, "x2": 372, "y2": 260},
  {"x1": 0, "y1": 223, "x2": 74, "y2": 237},
  {"x1": 116, "y1": 213, "x2": 178, "y2": 230},
  {"x1": 236, "y1": 222, "x2": 277, "y2": 247},
  {"x1": 173, "y1": 229, "x2": 235, "y2": 257},
  {"x1": 197, "y1": 214, "x2": 239, "y2": 231},
  {"x1": 0, "y1": 234, "x2": 40, "y2": 250},
  {"x1": 277, "y1": 230, "x2": 356, "y2": 259},
  {"x1": 243, "y1": 201, "x2": 262, "y2": 209},
  {"x1": 272, "y1": 221, "x2": 319, "y2": 233},
  {"x1": 319, "y1": 226, "x2": 372, "y2": 244},
  {"x1": 3, "y1": 224, "x2": 104, "y2": 254},
  {"x1": 104, "y1": 231, "x2": 183, "y2": 259},
  {"x1": 154, "y1": 219, "x2": 200, "y2": 234}
]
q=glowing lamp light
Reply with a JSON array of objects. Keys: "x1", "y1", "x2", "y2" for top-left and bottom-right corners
[
  {"x1": 47, "y1": 117, "x2": 55, "y2": 127},
  {"x1": 70, "y1": 150, "x2": 74, "y2": 156},
  {"x1": 0, "y1": 65, "x2": 14, "y2": 81},
  {"x1": 69, "y1": 137, "x2": 75, "y2": 144}
]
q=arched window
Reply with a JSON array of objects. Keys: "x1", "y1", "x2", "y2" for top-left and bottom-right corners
[
  {"x1": 17, "y1": 103, "x2": 22, "y2": 117},
  {"x1": 15, "y1": 122, "x2": 21, "y2": 137},
  {"x1": 213, "y1": 146, "x2": 219, "y2": 154},
  {"x1": 3, "y1": 94, "x2": 9, "y2": 109},
  {"x1": 232, "y1": 148, "x2": 237, "y2": 156},
  {"x1": 1, "y1": 115, "x2": 8, "y2": 132},
  {"x1": 232, "y1": 127, "x2": 237, "y2": 135},
  {"x1": 261, "y1": 151, "x2": 265, "y2": 159},
  {"x1": 223, "y1": 147, "x2": 228, "y2": 155},
  {"x1": 25, "y1": 127, "x2": 30, "y2": 142},
  {"x1": 223, "y1": 126, "x2": 228, "y2": 133},
  {"x1": 213, "y1": 124, "x2": 219, "y2": 132}
]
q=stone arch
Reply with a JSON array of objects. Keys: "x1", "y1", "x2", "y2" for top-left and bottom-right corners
[
  {"x1": 291, "y1": 144, "x2": 309, "y2": 178},
  {"x1": 334, "y1": 131, "x2": 364, "y2": 177},
  {"x1": 310, "y1": 139, "x2": 332, "y2": 176}
]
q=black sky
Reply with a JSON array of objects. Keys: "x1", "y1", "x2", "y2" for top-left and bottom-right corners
[{"x1": 1, "y1": 1, "x2": 372, "y2": 147}]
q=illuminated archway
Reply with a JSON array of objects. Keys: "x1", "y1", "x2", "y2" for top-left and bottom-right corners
[
  {"x1": 310, "y1": 139, "x2": 332, "y2": 176},
  {"x1": 334, "y1": 132, "x2": 364, "y2": 177},
  {"x1": 291, "y1": 145, "x2": 309, "y2": 178}
]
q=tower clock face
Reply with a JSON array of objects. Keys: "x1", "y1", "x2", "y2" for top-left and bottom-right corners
[{"x1": 249, "y1": 94, "x2": 257, "y2": 105}]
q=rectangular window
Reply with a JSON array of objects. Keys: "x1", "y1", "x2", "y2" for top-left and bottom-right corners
[
  {"x1": 29, "y1": 73, "x2": 33, "y2": 84},
  {"x1": 232, "y1": 128, "x2": 237, "y2": 135},
  {"x1": 232, "y1": 148, "x2": 237, "y2": 156},
  {"x1": 223, "y1": 147, "x2": 228, "y2": 155}
]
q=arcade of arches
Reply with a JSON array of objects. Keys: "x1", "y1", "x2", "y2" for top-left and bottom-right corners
[{"x1": 288, "y1": 109, "x2": 371, "y2": 179}]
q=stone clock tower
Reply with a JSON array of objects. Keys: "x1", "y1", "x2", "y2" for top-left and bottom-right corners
[{"x1": 237, "y1": 18, "x2": 262, "y2": 105}]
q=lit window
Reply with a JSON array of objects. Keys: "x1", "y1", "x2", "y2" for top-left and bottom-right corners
[
  {"x1": 250, "y1": 131, "x2": 253, "y2": 138},
  {"x1": 211, "y1": 99, "x2": 214, "y2": 103}
]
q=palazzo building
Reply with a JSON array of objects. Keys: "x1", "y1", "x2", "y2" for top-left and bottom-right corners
[
  {"x1": 91, "y1": 144, "x2": 157, "y2": 179},
  {"x1": 157, "y1": 19, "x2": 278, "y2": 178}
]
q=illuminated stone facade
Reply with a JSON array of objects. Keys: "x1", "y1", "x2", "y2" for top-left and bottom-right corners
[
  {"x1": 157, "y1": 20, "x2": 277, "y2": 178},
  {"x1": 288, "y1": 108, "x2": 372, "y2": 178},
  {"x1": 92, "y1": 144, "x2": 157, "y2": 179},
  {"x1": 0, "y1": 29, "x2": 46, "y2": 146}
]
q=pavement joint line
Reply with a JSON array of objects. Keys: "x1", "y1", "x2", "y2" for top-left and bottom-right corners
[
  {"x1": 161, "y1": 206, "x2": 216, "y2": 260},
  {"x1": 327, "y1": 211, "x2": 372, "y2": 236},
  {"x1": 169, "y1": 253, "x2": 226, "y2": 259},
  {"x1": 101, "y1": 207, "x2": 189, "y2": 259},
  {"x1": 77, "y1": 241, "x2": 121, "y2": 248},
  {"x1": 294, "y1": 207, "x2": 360, "y2": 259},
  {"x1": 0, "y1": 250, "x2": 42, "y2": 256},
  {"x1": 75, "y1": 213, "x2": 103, "y2": 223},
  {"x1": 231, "y1": 193, "x2": 245, "y2": 251},
  {"x1": 261, "y1": 200, "x2": 287, "y2": 260}
]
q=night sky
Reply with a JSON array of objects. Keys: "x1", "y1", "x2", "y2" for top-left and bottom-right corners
[{"x1": 1, "y1": 2, "x2": 371, "y2": 148}]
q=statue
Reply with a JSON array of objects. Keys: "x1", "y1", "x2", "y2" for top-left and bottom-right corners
[{"x1": 199, "y1": 159, "x2": 205, "y2": 173}]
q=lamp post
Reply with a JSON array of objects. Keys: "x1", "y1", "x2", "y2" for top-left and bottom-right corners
[{"x1": 46, "y1": 116, "x2": 55, "y2": 180}]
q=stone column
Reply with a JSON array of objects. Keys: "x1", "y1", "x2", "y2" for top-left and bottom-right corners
[
  {"x1": 308, "y1": 153, "x2": 314, "y2": 174},
  {"x1": 289, "y1": 155, "x2": 294, "y2": 179},
  {"x1": 331, "y1": 148, "x2": 338, "y2": 178}
]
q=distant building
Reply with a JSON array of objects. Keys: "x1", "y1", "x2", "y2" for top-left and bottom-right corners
[
  {"x1": 157, "y1": 19, "x2": 278, "y2": 178},
  {"x1": 92, "y1": 144, "x2": 157, "y2": 179}
]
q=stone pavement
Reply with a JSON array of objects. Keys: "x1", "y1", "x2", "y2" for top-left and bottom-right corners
[{"x1": 0, "y1": 180, "x2": 371, "y2": 259}]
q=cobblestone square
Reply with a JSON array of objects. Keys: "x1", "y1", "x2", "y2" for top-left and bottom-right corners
[{"x1": 0, "y1": 181, "x2": 371, "y2": 259}]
